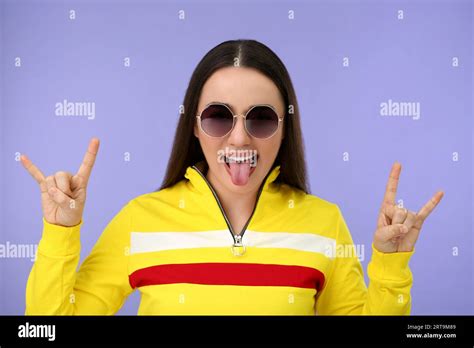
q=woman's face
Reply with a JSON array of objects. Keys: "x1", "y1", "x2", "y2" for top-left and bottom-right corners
[{"x1": 194, "y1": 66, "x2": 285, "y2": 195}]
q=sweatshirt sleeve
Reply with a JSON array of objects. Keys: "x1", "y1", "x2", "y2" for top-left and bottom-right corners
[
  {"x1": 25, "y1": 202, "x2": 134, "y2": 315},
  {"x1": 315, "y1": 206, "x2": 415, "y2": 315}
]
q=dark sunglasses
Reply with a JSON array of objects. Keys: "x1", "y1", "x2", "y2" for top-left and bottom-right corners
[{"x1": 196, "y1": 102, "x2": 284, "y2": 139}]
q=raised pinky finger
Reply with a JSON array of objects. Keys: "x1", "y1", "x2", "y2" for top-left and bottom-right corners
[{"x1": 417, "y1": 191, "x2": 444, "y2": 222}]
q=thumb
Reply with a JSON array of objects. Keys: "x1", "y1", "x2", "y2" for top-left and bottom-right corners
[{"x1": 378, "y1": 223, "x2": 409, "y2": 242}]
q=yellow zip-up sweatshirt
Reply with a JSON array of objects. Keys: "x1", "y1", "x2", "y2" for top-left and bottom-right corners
[{"x1": 25, "y1": 163, "x2": 414, "y2": 315}]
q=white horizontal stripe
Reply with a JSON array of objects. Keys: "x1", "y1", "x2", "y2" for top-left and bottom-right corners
[
  {"x1": 245, "y1": 230, "x2": 336, "y2": 258},
  {"x1": 130, "y1": 230, "x2": 336, "y2": 258},
  {"x1": 130, "y1": 230, "x2": 230, "y2": 254}
]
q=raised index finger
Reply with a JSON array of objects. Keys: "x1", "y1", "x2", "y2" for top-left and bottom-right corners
[
  {"x1": 20, "y1": 154, "x2": 46, "y2": 184},
  {"x1": 381, "y1": 162, "x2": 402, "y2": 207},
  {"x1": 77, "y1": 138, "x2": 100, "y2": 182}
]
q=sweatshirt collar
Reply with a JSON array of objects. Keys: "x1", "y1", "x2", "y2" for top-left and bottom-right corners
[{"x1": 184, "y1": 161, "x2": 281, "y2": 195}]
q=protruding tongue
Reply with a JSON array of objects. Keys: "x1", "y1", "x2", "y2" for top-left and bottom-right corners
[{"x1": 229, "y1": 162, "x2": 251, "y2": 186}]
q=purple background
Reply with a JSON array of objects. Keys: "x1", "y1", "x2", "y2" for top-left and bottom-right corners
[{"x1": 0, "y1": 0, "x2": 472, "y2": 315}]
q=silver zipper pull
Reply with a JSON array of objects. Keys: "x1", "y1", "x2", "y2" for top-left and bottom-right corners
[{"x1": 231, "y1": 234, "x2": 246, "y2": 256}]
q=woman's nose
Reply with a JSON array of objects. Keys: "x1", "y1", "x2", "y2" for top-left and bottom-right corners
[{"x1": 227, "y1": 115, "x2": 251, "y2": 145}]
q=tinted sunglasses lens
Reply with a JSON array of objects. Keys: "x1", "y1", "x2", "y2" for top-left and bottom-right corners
[
  {"x1": 200, "y1": 104, "x2": 234, "y2": 136},
  {"x1": 246, "y1": 106, "x2": 279, "y2": 138}
]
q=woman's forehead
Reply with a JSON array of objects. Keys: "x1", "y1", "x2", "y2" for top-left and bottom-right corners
[{"x1": 199, "y1": 67, "x2": 285, "y2": 113}]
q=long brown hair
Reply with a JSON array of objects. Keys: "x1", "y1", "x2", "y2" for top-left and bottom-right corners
[{"x1": 159, "y1": 39, "x2": 309, "y2": 193}]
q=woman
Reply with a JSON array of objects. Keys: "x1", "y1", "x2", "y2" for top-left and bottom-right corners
[{"x1": 22, "y1": 39, "x2": 443, "y2": 315}]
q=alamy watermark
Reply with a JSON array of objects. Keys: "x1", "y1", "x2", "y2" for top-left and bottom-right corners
[
  {"x1": 217, "y1": 147, "x2": 258, "y2": 167},
  {"x1": 380, "y1": 99, "x2": 420, "y2": 120},
  {"x1": 0, "y1": 241, "x2": 38, "y2": 262},
  {"x1": 55, "y1": 99, "x2": 96, "y2": 120},
  {"x1": 324, "y1": 243, "x2": 365, "y2": 262},
  {"x1": 18, "y1": 322, "x2": 55, "y2": 341}
]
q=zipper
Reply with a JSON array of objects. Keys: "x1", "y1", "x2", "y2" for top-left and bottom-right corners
[{"x1": 191, "y1": 165, "x2": 272, "y2": 255}]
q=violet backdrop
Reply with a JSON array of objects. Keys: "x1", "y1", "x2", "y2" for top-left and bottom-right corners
[{"x1": 0, "y1": 0, "x2": 472, "y2": 314}]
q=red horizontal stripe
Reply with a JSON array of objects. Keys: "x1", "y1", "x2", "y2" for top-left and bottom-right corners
[{"x1": 129, "y1": 263, "x2": 324, "y2": 291}]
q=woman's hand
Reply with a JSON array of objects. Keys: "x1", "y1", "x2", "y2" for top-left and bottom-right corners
[
  {"x1": 20, "y1": 138, "x2": 100, "y2": 227},
  {"x1": 373, "y1": 162, "x2": 444, "y2": 253}
]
